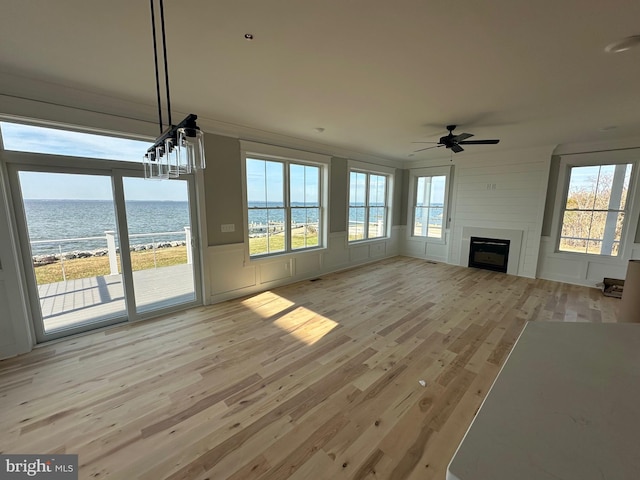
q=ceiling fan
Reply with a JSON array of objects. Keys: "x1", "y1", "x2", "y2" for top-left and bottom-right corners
[{"x1": 413, "y1": 125, "x2": 500, "y2": 153}]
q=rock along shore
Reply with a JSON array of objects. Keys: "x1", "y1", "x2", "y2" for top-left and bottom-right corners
[{"x1": 32, "y1": 241, "x2": 187, "y2": 266}]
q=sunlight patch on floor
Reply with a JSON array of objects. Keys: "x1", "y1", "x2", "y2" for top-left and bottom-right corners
[
  {"x1": 240, "y1": 291, "x2": 295, "y2": 319},
  {"x1": 274, "y1": 306, "x2": 338, "y2": 345}
]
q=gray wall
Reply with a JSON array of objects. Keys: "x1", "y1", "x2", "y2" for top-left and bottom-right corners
[
  {"x1": 394, "y1": 168, "x2": 408, "y2": 226},
  {"x1": 203, "y1": 133, "x2": 244, "y2": 246},
  {"x1": 330, "y1": 157, "x2": 348, "y2": 233},
  {"x1": 541, "y1": 155, "x2": 561, "y2": 237},
  {"x1": 203, "y1": 138, "x2": 403, "y2": 240}
]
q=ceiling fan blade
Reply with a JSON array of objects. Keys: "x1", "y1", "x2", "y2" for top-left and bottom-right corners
[
  {"x1": 451, "y1": 144, "x2": 464, "y2": 153},
  {"x1": 411, "y1": 141, "x2": 439, "y2": 144},
  {"x1": 458, "y1": 139, "x2": 500, "y2": 145},
  {"x1": 454, "y1": 133, "x2": 473, "y2": 142},
  {"x1": 413, "y1": 145, "x2": 442, "y2": 153}
]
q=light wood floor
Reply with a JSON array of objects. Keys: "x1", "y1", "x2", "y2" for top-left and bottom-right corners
[{"x1": 0, "y1": 257, "x2": 620, "y2": 479}]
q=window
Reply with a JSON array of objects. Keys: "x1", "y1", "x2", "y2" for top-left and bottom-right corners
[
  {"x1": 245, "y1": 157, "x2": 322, "y2": 257},
  {"x1": 349, "y1": 170, "x2": 389, "y2": 241},
  {"x1": 412, "y1": 175, "x2": 446, "y2": 239},
  {"x1": 559, "y1": 162, "x2": 633, "y2": 256},
  {"x1": 407, "y1": 166, "x2": 450, "y2": 242},
  {"x1": 0, "y1": 121, "x2": 151, "y2": 162}
]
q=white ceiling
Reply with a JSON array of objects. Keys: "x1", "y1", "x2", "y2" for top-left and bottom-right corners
[{"x1": 1, "y1": 0, "x2": 640, "y2": 162}]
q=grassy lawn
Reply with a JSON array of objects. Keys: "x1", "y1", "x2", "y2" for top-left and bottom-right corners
[
  {"x1": 34, "y1": 246, "x2": 188, "y2": 285},
  {"x1": 249, "y1": 234, "x2": 318, "y2": 255}
]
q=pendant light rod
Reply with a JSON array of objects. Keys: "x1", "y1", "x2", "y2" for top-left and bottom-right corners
[
  {"x1": 144, "y1": 0, "x2": 206, "y2": 178},
  {"x1": 158, "y1": 0, "x2": 173, "y2": 127},
  {"x1": 149, "y1": 0, "x2": 163, "y2": 135}
]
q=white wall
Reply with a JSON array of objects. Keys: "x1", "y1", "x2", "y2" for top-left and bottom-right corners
[
  {"x1": 448, "y1": 146, "x2": 553, "y2": 277},
  {"x1": 0, "y1": 161, "x2": 33, "y2": 359},
  {"x1": 400, "y1": 146, "x2": 554, "y2": 277}
]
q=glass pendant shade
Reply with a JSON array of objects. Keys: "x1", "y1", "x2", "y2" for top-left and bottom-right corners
[
  {"x1": 178, "y1": 127, "x2": 206, "y2": 171},
  {"x1": 144, "y1": 146, "x2": 170, "y2": 180},
  {"x1": 155, "y1": 145, "x2": 170, "y2": 179},
  {"x1": 143, "y1": 153, "x2": 152, "y2": 179},
  {"x1": 165, "y1": 137, "x2": 181, "y2": 178}
]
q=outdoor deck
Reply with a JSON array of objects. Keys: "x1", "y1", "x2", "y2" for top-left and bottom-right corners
[{"x1": 38, "y1": 263, "x2": 195, "y2": 331}]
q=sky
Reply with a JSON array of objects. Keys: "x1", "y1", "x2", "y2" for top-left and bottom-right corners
[
  {"x1": 1, "y1": 122, "x2": 189, "y2": 201},
  {"x1": 246, "y1": 158, "x2": 320, "y2": 204}
]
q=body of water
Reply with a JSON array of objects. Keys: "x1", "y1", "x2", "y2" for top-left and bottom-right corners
[
  {"x1": 24, "y1": 199, "x2": 190, "y2": 254},
  {"x1": 24, "y1": 200, "x2": 444, "y2": 254}
]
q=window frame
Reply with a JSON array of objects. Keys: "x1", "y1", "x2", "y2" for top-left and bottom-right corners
[
  {"x1": 407, "y1": 166, "x2": 451, "y2": 244},
  {"x1": 240, "y1": 141, "x2": 329, "y2": 260},
  {"x1": 553, "y1": 151, "x2": 639, "y2": 260},
  {"x1": 347, "y1": 160, "x2": 394, "y2": 243}
]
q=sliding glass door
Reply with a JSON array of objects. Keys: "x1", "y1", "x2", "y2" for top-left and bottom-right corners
[
  {"x1": 122, "y1": 176, "x2": 197, "y2": 314},
  {"x1": 8, "y1": 162, "x2": 201, "y2": 342},
  {"x1": 14, "y1": 169, "x2": 127, "y2": 339},
  {"x1": 16, "y1": 168, "x2": 127, "y2": 341}
]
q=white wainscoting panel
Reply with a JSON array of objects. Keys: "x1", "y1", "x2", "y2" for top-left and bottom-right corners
[
  {"x1": 403, "y1": 238, "x2": 427, "y2": 258},
  {"x1": 586, "y1": 261, "x2": 628, "y2": 283},
  {"x1": 387, "y1": 226, "x2": 404, "y2": 256},
  {"x1": 206, "y1": 230, "x2": 400, "y2": 303},
  {"x1": 370, "y1": 242, "x2": 386, "y2": 258},
  {"x1": 259, "y1": 259, "x2": 293, "y2": 284},
  {"x1": 349, "y1": 244, "x2": 370, "y2": 263},
  {"x1": 324, "y1": 232, "x2": 349, "y2": 269},
  {"x1": 425, "y1": 241, "x2": 449, "y2": 263},
  {"x1": 538, "y1": 236, "x2": 637, "y2": 287},
  {"x1": 401, "y1": 232, "x2": 449, "y2": 263},
  {"x1": 294, "y1": 253, "x2": 323, "y2": 278},
  {"x1": 209, "y1": 243, "x2": 256, "y2": 294}
]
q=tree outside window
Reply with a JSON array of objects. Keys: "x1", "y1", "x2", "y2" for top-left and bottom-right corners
[{"x1": 559, "y1": 163, "x2": 632, "y2": 256}]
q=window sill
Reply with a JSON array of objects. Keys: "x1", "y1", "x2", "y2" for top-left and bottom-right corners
[{"x1": 348, "y1": 237, "x2": 389, "y2": 246}]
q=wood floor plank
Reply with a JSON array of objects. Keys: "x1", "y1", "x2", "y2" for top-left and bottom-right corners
[{"x1": 0, "y1": 257, "x2": 620, "y2": 479}]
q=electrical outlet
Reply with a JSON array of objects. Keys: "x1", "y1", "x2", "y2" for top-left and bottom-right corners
[{"x1": 221, "y1": 224, "x2": 235, "y2": 233}]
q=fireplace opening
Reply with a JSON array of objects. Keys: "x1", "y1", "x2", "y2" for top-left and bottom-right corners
[{"x1": 469, "y1": 237, "x2": 510, "y2": 273}]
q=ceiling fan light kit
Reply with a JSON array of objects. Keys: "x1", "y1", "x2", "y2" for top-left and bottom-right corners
[{"x1": 412, "y1": 125, "x2": 500, "y2": 154}]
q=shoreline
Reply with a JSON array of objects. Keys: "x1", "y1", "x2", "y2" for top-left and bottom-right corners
[{"x1": 32, "y1": 241, "x2": 187, "y2": 266}]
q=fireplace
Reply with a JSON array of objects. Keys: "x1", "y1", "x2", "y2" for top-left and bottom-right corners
[{"x1": 468, "y1": 237, "x2": 510, "y2": 273}]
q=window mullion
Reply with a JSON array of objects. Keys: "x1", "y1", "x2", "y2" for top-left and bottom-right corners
[
  {"x1": 285, "y1": 161, "x2": 291, "y2": 252},
  {"x1": 365, "y1": 173, "x2": 371, "y2": 239}
]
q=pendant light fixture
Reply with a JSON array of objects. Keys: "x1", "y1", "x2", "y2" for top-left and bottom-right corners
[{"x1": 143, "y1": 0, "x2": 205, "y2": 179}]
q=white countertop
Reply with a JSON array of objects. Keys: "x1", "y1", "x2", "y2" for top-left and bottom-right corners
[{"x1": 447, "y1": 322, "x2": 640, "y2": 480}]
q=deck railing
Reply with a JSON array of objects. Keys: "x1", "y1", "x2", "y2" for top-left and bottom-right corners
[{"x1": 31, "y1": 228, "x2": 191, "y2": 281}]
